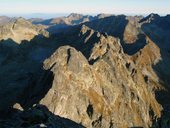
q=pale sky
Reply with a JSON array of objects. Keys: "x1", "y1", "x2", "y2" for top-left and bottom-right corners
[{"x1": 0, "y1": 0, "x2": 170, "y2": 15}]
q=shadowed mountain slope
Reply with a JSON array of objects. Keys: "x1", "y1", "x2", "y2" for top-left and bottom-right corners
[{"x1": 0, "y1": 14, "x2": 170, "y2": 127}]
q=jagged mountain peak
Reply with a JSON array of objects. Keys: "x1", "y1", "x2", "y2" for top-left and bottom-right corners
[
  {"x1": 139, "y1": 13, "x2": 160, "y2": 23},
  {"x1": 11, "y1": 17, "x2": 37, "y2": 28},
  {"x1": 148, "y1": 13, "x2": 160, "y2": 18},
  {"x1": 67, "y1": 13, "x2": 84, "y2": 18},
  {"x1": 96, "y1": 13, "x2": 113, "y2": 19},
  {"x1": 40, "y1": 29, "x2": 161, "y2": 127}
]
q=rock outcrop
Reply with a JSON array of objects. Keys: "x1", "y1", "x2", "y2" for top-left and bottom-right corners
[{"x1": 39, "y1": 26, "x2": 162, "y2": 127}]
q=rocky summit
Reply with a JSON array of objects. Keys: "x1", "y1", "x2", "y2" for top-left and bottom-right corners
[
  {"x1": 40, "y1": 28, "x2": 161, "y2": 127},
  {"x1": 0, "y1": 14, "x2": 170, "y2": 128}
]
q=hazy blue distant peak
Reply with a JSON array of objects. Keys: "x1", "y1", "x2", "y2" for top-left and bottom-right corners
[{"x1": 0, "y1": 13, "x2": 69, "y2": 19}]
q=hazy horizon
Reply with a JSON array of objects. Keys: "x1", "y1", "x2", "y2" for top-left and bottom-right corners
[
  {"x1": 0, "y1": 12, "x2": 169, "y2": 19},
  {"x1": 0, "y1": 0, "x2": 170, "y2": 19}
]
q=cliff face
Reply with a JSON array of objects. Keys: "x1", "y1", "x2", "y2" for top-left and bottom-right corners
[{"x1": 39, "y1": 26, "x2": 162, "y2": 128}]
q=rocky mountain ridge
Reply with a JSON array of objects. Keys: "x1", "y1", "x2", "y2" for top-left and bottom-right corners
[
  {"x1": 39, "y1": 25, "x2": 162, "y2": 127},
  {"x1": 0, "y1": 13, "x2": 170, "y2": 127},
  {"x1": 0, "y1": 17, "x2": 49, "y2": 43},
  {"x1": 30, "y1": 13, "x2": 112, "y2": 26}
]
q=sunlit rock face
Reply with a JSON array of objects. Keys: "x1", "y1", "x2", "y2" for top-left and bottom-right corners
[
  {"x1": 0, "y1": 17, "x2": 49, "y2": 43},
  {"x1": 40, "y1": 26, "x2": 162, "y2": 128}
]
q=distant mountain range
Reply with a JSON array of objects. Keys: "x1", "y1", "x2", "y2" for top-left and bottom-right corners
[
  {"x1": 0, "y1": 13, "x2": 170, "y2": 128},
  {"x1": 29, "y1": 13, "x2": 112, "y2": 25}
]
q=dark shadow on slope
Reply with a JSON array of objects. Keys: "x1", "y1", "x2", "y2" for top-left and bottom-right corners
[
  {"x1": 32, "y1": 18, "x2": 53, "y2": 25},
  {"x1": 0, "y1": 104, "x2": 84, "y2": 128},
  {"x1": 0, "y1": 37, "x2": 55, "y2": 115},
  {"x1": 122, "y1": 34, "x2": 147, "y2": 55},
  {"x1": 84, "y1": 15, "x2": 128, "y2": 41},
  {"x1": 0, "y1": 39, "x2": 19, "y2": 55},
  {"x1": 47, "y1": 24, "x2": 71, "y2": 34},
  {"x1": 0, "y1": 33, "x2": 70, "y2": 114},
  {"x1": 0, "y1": 25, "x2": 103, "y2": 116},
  {"x1": 141, "y1": 16, "x2": 170, "y2": 105},
  {"x1": 45, "y1": 15, "x2": 148, "y2": 56},
  {"x1": 83, "y1": 15, "x2": 148, "y2": 55},
  {"x1": 52, "y1": 25, "x2": 102, "y2": 59},
  {"x1": 0, "y1": 39, "x2": 19, "y2": 64},
  {"x1": 18, "y1": 65, "x2": 54, "y2": 110},
  {"x1": 0, "y1": 34, "x2": 86, "y2": 127},
  {"x1": 0, "y1": 38, "x2": 78, "y2": 127},
  {"x1": 141, "y1": 15, "x2": 170, "y2": 127}
]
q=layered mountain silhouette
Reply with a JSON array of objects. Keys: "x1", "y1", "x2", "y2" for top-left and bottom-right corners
[
  {"x1": 29, "y1": 13, "x2": 113, "y2": 34},
  {"x1": 0, "y1": 13, "x2": 170, "y2": 128},
  {"x1": 30, "y1": 13, "x2": 112, "y2": 26}
]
